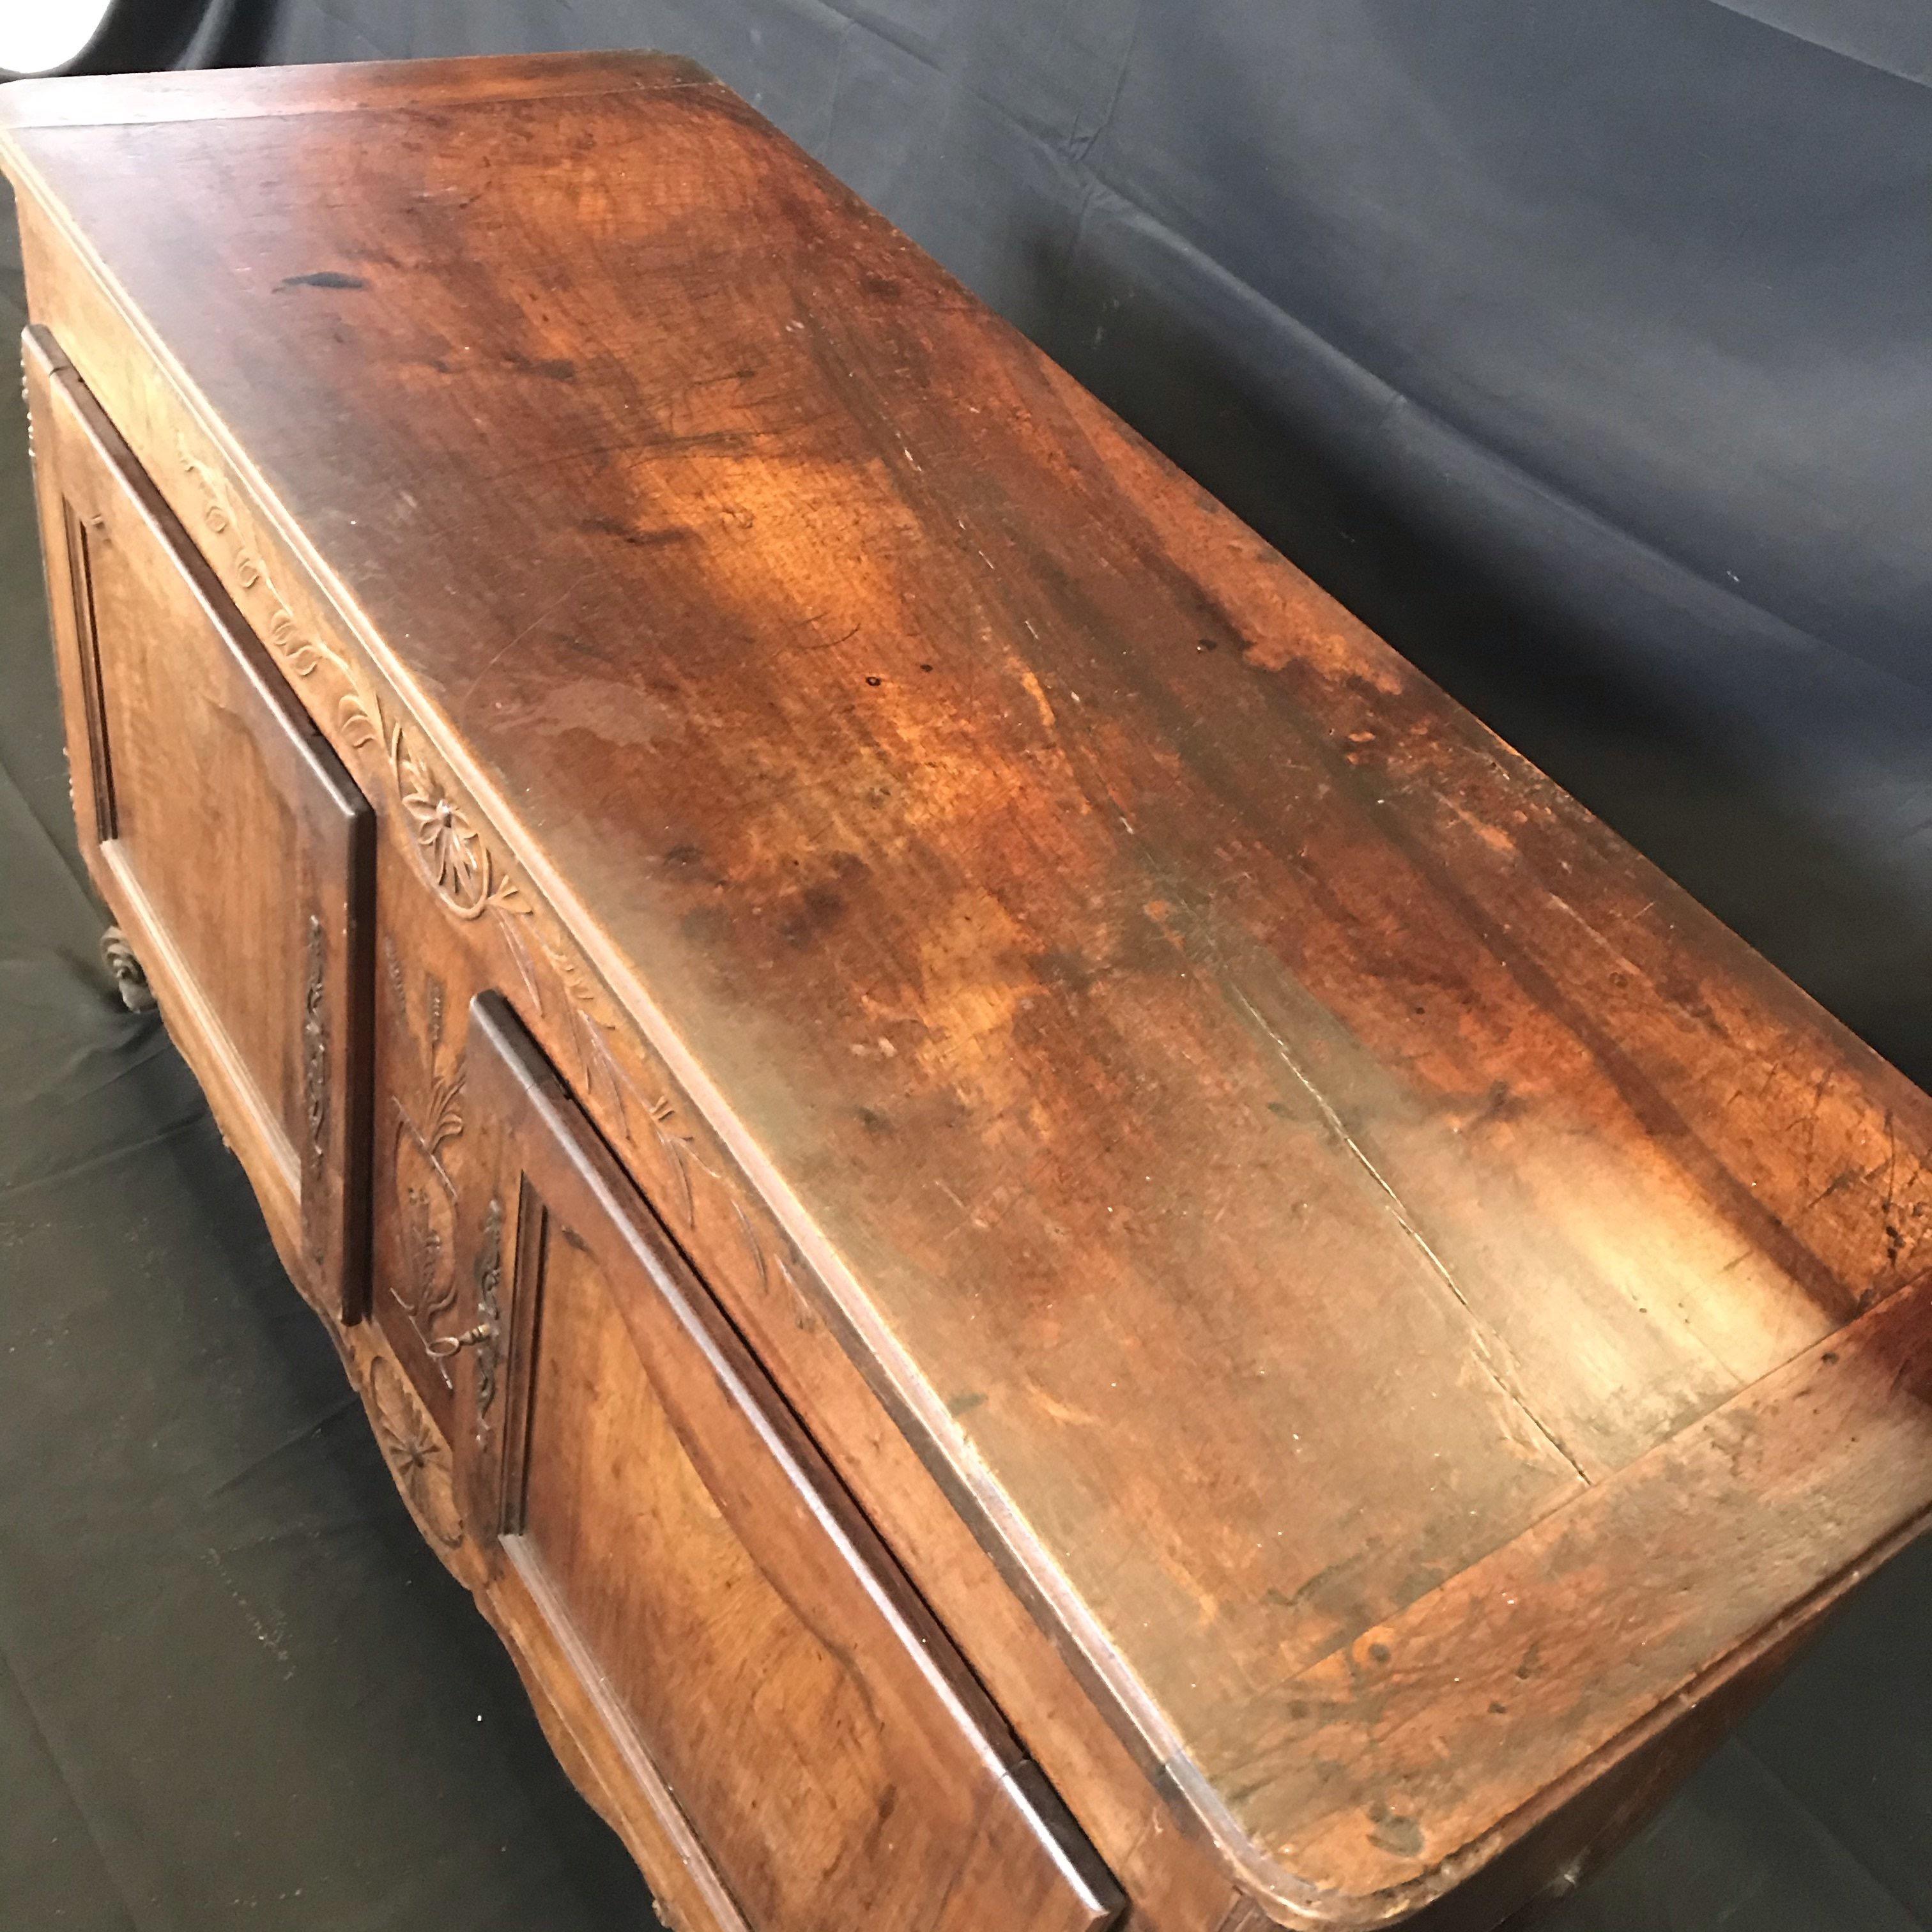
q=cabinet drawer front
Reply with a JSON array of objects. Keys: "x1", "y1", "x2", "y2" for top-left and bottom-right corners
[
  {"x1": 464, "y1": 993, "x2": 1120, "y2": 1932},
  {"x1": 27, "y1": 331, "x2": 374, "y2": 1317}
]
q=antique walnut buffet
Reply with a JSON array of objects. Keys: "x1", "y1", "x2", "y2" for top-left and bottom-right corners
[{"x1": 7, "y1": 51, "x2": 1932, "y2": 1932}]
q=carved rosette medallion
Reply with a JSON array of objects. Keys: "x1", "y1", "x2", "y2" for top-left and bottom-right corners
[
  {"x1": 390, "y1": 730, "x2": 526, "y2": 929},
  {"x1": 367, "y1": 1353, "x2": 463, "y2": 1549}
]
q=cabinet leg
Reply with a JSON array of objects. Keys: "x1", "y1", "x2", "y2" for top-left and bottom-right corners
[{"x1": 101, "y1": 925, "x2": 158, "y2": 1013}]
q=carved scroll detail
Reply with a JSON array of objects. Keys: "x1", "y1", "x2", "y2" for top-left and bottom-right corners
[
  {"x1": 302, "y1": 913, "x2": 329, "y2": 1192},
  {"x1": 470, "y1": 1197, "x2": 505, "y2": 1445},
  {"x1": 181, "y1": 443, "x2": 391, "y2": 761}
]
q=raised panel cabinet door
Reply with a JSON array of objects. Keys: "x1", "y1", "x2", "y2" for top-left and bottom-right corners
[
  {"x1": 458, "y1": 992, "x2": 1123, "y2": 1932},
  {"x1": 24, "y1": 326, "x2": 374, "y2": 1319}
]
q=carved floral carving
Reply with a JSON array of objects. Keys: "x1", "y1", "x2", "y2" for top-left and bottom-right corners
[
  {"x1": 733, "y1": 1197, "x2": 819, "y2": 1334},
  {"x1": 178, "y1": 440, "x2": 815, "y2": 1349}
]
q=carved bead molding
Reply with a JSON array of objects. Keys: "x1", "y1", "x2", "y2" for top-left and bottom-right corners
[{"x1": 176, "y1": 438, "x2": 817, "y2": 1349}]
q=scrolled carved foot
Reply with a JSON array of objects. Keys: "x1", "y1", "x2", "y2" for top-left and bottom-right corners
[{"x1": 100, "y1": 925, "x2": 158, "y2": 1013}]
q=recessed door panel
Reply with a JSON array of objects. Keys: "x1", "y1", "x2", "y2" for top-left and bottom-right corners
[
  {"x1": 26, "y1": 327, "x2": 373, "y2": 1317},
  {"x1": 463, "y1": 992, "x2": 1122, "y2": 1932}
]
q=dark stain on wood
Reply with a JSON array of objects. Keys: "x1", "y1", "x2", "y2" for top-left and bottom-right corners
[{"x1": 278, "y1": 269, "x2": 368, "y2": 291}]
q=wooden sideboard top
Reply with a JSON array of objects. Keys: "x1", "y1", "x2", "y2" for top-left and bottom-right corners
[{"x1": 9, "y1": 52, "x2": 1932, "y2": 1923}]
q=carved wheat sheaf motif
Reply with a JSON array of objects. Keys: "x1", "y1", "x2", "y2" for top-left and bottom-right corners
[{"x1": 385, "y1": 962, "x2": 468, "y2": 1389}]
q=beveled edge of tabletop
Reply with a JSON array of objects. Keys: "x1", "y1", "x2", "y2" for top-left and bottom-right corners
[{"x1": 5, "y1": 51, "x2": 1932, "y2": 1928}]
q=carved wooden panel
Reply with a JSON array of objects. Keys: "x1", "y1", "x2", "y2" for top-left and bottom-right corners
[
  {"x1": 463, "y1": 992, "x2": 1123, "y2": 1932},
  {"x1": 365, "y1": 1351, "x2": 466, "y2": 1553},
  {"x1": 369, "y1": 880, "x2": 475, "y2": 1439},
  {"x1": 24, "y1": 327, "x2": 374, "y2": 1318}
]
